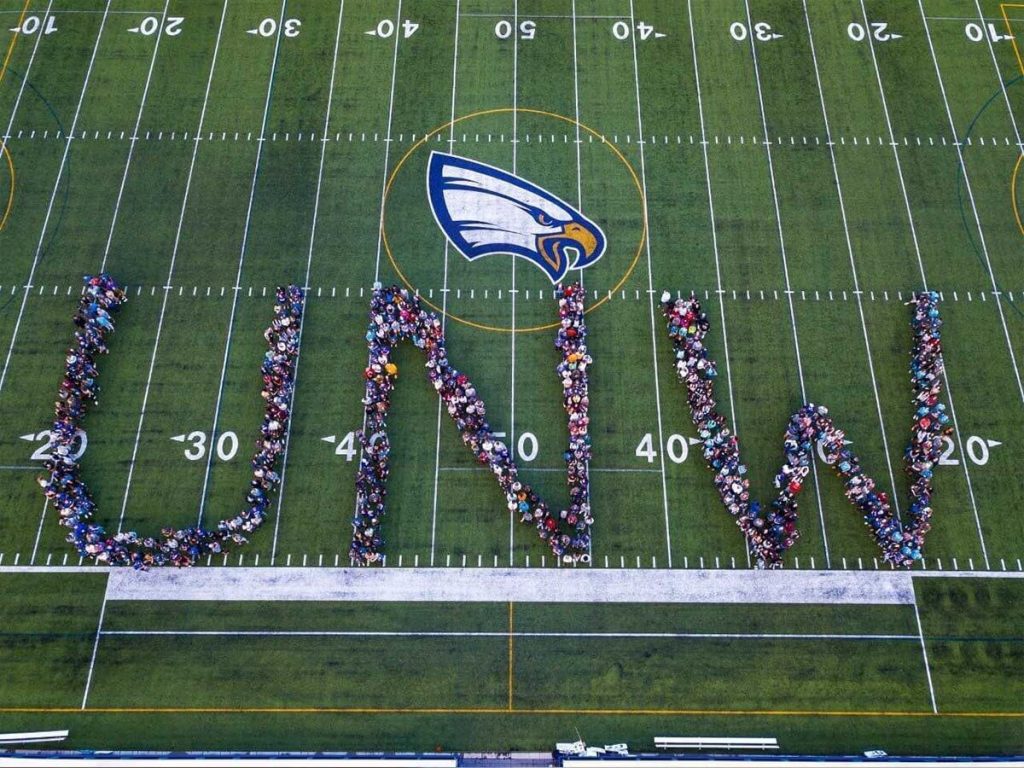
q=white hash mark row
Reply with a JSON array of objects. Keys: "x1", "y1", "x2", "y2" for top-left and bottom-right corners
[
  {"x1": 5, "y1": 284, "x2": 1019, "y2": 303},
  {"x1": 3, "y1": 128, "x2": 1022, "y2": 150},
  {"x1": 0, "y1": 549, "x2": 1021, "y2": 572}
]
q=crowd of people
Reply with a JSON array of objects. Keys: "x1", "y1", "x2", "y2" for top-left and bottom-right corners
[
  {"x1": 661, "y1": 290, "x2": 946, "y2": 569},
  {"x1": 351, "y1": 284, "x2": 592, "y2": 565},
  {"x1": 39, "y1": 277, "x2": 304, "y2": 568}
]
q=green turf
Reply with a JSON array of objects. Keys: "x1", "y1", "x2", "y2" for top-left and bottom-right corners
[{"x1": 0, "y1": 0, "x2": 1023, "y2": 753}]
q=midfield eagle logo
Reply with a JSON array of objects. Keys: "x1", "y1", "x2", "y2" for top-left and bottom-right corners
[{"x1": 427, "y1": 151, "x2": 607, "y2": 284}]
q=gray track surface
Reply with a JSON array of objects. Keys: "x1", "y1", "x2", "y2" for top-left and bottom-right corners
[{"x1": 101, "y1": 567, "x2": 921, "y2": 604}]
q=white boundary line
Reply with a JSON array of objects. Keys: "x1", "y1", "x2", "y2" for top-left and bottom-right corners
[
  {"x1": 197, "y1": 0, "x2": 289, "y2": 526},
  {"x1": 856, "y1": 0, "x2": 989, "y2": 569},
  {"x1": 79, "y1": 588, "x2": 107, "y2": 709},
  {"x1": 685, "y1": 0, "x2": 747, "y2": 567},
  {"x1": 508, "y1": 0, "x2": 519, "y2": 567},
  {"x1": 742, "y1": 0, "x2": 831, "y2": 568},
  {"x1": 627, "y1": 0, "x2": 673, "y2": 567},
  {"x1": 270, "y1": 0, "x2": 348, "y2": 565},
  {"x1": 429, "y1": 0, "x2": 461, "y2": 567},
  {"x1": 801, "y1": 2, "x2": 904, "y2": 527},
  {"x1": 918, "y1": 2, "x2": 1024, "y2": 409},
  {"x1": 98, "y1": 0, "x2": 170, "y2": 271},
  {"x1": 0, "y1": 0, "x2": 113, "y2": 397},
  {"x1": 912, "y1": 588, "x2": 939, "y2": 713},
  {"x1": 115, "y1": 0, "x2": 231, "y2": 534},
  {"x1": 100, "y1": 629, "x2": 919, "y2": 641}
]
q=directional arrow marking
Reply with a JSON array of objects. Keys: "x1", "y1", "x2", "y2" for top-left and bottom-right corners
[
  {"x1": 246, "y1": 28, "x2": 259, "y2": 35},
  {"x1": 170, "y1": 434, "x2": 187, "y2": 443},
  {"x1": 986, "y1": 439, "x2": 1002, "y2": 448},
  {"x1": 321, "y1": 435, "x2": 337, "y2": 444},
  {"x1": 19, "y1": 433, "x2": 37, "y2": 442}
]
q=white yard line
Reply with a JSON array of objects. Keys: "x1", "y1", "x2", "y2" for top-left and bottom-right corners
[
  {"x1": 508, "y1": 0, "x2": 519, "y2": 567},
  {"x1": 98, "y1": 0, "x2": 170, "y2": 271},
  {"x1": 919, "y1": 3, "x2": 1024, "y2": 409},
  {"x1": 270, "y1": 0, "x2": 348, "y2": 566},
  {"x1": 912, "y1": 589, "x2": 939, "y2": 713},
  {"x1": 0, "y1": 1, "x2": 112, "y2": 398},
  {"x1": 801, "y1": 1, "x2": 903, "y2": 528},
  {"x1": 685, "y1": 0, "x2": 746, "y2": 567},
  {"x1": 79, "y1": 592, "x2": 108, "y2": 709},
  {"x1": 742, "y1": 0, "x2": 830, "y2": 568},
  {"x1": 28, "y1": 496, "x2": 49, "y2": 565},
  {"x1": 627, "y1": 0, "x2": 672, "y2": 567},
  {"x1": 115, "y1": 0, "x2": 231, "y2": 533},
  {"x1": 429, "y1": 0, "x2": 461, "y2": 567},
  {"x1": 101, "y1": 629, "x2": 918, "y2": 641},
  {"x1": 857, "y1": 0, "x2": 989, "y2": 568},
  {"x1": 197, "y1": 0, "x2": 289, "y2": 526}
]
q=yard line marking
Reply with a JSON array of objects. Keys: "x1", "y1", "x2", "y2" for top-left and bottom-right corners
[
  {"x1": 920, "y1": 4, "x2": 1023, "y2": 412},
  {"x1": 371, "y1": 0, "x2": 404, "y2": 285},
  {"x1": 507, "y1": 602, "x2": 514, "y2": 710},
  {"x1": 0, "y1": 1, "x2": 113, "y2": 399},
  {"x1": 627, "y1": 0, "x2": 673, "y2": 567},
  {"x1": 509, "y1": 0, "x2": 519, "y2": 567},
  {"x1": 802, "y1": 2, "x2": 904, "y2": 530},
  {"x1": 79, "y1": 592, "x2": 108, "y2": 710},
  {"x1": 978, "y1": 0, "x2": 1024, "y2": 150},
  {"x1": 99, "y1": 0, "x2": 171, "y2": 271},
  {"x1": 912, "y1": 589, "x2": 939, "y2": 713},
  {"x1": 270, "y1": 0, "x2": 347, "y2": 565},
  {"x1": 857, "y1": 0, "x2": 989, "y2": 569},
  {"x1": 99, "y1": 629, "x2": 919, "y2": 641},
  {"x1": 686, "y1": 0, "x2": 746, "y2": 566},
  {"x1": 197, "y1": 0, "x2": 289, "y2": 526},
  {"x1": 743, "y1": 0, "x2": 830, "y2": 567},
  {"x1": 28, "y1": 497, "x2": 49, "y2": 565},
  {"x1": 115, "y1": 0, "x2": 231, "y2": 534},
  {"x1": 429, "y1": 0, "x2": 461, "y2": 567}
]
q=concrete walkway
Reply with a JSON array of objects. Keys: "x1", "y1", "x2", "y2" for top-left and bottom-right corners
[{"x1": 103, "y1": 567, "x2": 919, "y2": 604}]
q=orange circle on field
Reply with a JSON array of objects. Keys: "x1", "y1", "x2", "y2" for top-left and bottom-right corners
[{"x1": 380, "y1": 107, "x2": 647, "y2": 333}]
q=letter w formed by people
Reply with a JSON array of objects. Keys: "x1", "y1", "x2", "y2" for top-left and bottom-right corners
[{"x1": 351, "y1": 285, "x2": 593, "y2": 566}]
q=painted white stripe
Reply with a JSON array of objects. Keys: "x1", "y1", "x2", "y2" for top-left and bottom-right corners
[
  {"x1": 0, "y1": 730, "x2": 67, "y2": 745},
  {"x1": 103, "y1": 567, "x2": 917, "y2": 604},
  {"x1": 100, "y1": 629, "x2": 917, "y2": 640}
]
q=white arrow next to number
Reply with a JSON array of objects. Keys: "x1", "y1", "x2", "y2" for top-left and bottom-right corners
[
  {"x1": 986, "y1": 439, "x2": 1002, "y2": 448},
  {"x1": 170, "y1": 434, "x2": 187, "y2": 443},
  {"x1": 364, "y1": 28, "x2": 377, "y2": 36},
  {"x1": 19, "y1": 433, "x2": 36, "y2": 442},
  {"x1": 321, "y1": 435, "x2": 337, "y2": 444},
  {"x1": 655, "y1": 32, "x2": 666, "y2": 38},
  {"x1": 127, "y1": 27, "x2": 140, "y2": 33},
  {"x1": 688, "y1": 437, "x2": 702, "y2": 446}
]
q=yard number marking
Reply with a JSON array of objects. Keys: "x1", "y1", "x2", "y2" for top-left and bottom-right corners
[
  {"x1": 938, "y1": 435, "x2": 1001, "y2": 467},
  {"x1": 964, "y1": 22, "x2": 1013, "y2": 43},
  {"x1": 366, "y1": 19, "x2": 418, "y2": 38},
  {"x1": 730, "y1": 21, "x2": 782, "y2": 42},
  {"x1": 10, "y1": 15, "x2": 57, "y2": 36},
  {"x1": 128, "y1": 16, "x2": 183, "y2": 37},
  {"x1": 23, "y1": 429, "x2": 86, "y2": 461},
  {"x1": 612, "y1": 21, "x2": 665, "y2": 41},
  {"x1": 171, "y1": 431, "x2": 238, "y2": 462},
  {"x1": 847, "y1": 22, "x2": 901, "y2": 42},
  {"x1": 321, "y1": 432, "x2": 357, "y2": 461},
  {"x1": 248, "y1": 18, "x2": 301, "y2": 38},
  {"x1": 636, "y1": 433, "x2": 692, "y2": 464},
  {"x1": 495, "y1": 19, "x2": 535, "y2": 40}
]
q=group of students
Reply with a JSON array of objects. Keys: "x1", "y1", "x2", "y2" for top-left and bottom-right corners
[
  {"x1": 661, "y1": 290, "x2": 945, "y2": 568},
  {"x1": 351, "y1": 284, "x2": 593, "y2": 565},
  {"x1": 39, "y1": 277, "x2": 304, "y2": 568}
]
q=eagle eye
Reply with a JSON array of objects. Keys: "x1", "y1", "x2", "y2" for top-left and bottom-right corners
[{"x1": 536, "y1": 212, "x2": 552, "y2": 226}]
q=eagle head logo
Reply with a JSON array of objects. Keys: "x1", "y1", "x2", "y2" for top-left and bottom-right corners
[{"x1": 427, "y1": 151, "x2": 606, "y2": 284}]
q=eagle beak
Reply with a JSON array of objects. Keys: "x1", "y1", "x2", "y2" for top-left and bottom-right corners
[{"x1": 561, "y1": 222, "x2": 598, "y2": 260}]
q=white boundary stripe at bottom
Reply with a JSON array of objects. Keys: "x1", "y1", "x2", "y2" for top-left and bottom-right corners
[
  {"x1": 100, "y1": 629, "x2": 917, "y2": 640},
  {"x1": 101, "y1": 568, "x2": 917, "y2": 604},
  {"x1": 563, "y1": 763, "x2": 1024, "y2": 768}
]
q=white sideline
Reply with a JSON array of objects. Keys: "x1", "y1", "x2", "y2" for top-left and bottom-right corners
[{"x1": 99, "y1": 568, "x2": 917, "y2": 604}]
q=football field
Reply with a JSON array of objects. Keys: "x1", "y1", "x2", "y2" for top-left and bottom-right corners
[{"x1": 0, "y1": 0, "x2": 1022, "y2": 755}]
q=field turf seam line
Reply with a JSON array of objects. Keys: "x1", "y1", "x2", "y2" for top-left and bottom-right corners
[
  {"x1": 270, "y1": 0, "x2": 347, "y2": 566},
  {"x1": 742, "y1": 0, "x2": 830, "y2": 567},
  {"x1": 856, "y1": 0, "x2": 989, "y2": 570}
]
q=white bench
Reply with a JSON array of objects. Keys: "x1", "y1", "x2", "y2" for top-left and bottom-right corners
[
  {"x1": 655, "y1": 736, "x2": 778, "y2": 751},
  {"x1": 0, "y1": 730, "x2": 69, "y2": 745}
]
